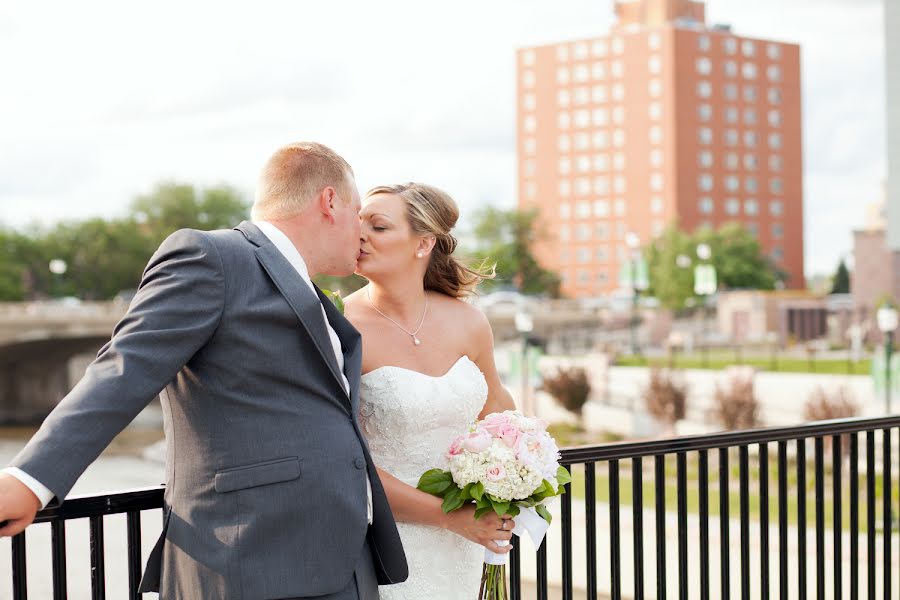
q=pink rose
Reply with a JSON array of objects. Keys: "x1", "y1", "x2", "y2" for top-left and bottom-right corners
[
  {"x1": 448, "y1": 436, "x2": 465, "y2": 456},
  {"x1": 463, "y1": 430, "x2": 492, "y2": 453},
  {"x1": 485, "y1": 464, "x2": 507, "y2": 481},
  {"x1": 482, "y1": 413, "x2": 512, "y2": 437},
  {"x1": 497, "y1": 423, "x2": 521, "y2": 448}
]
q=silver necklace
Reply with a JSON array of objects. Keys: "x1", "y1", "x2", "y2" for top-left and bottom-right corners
[{"x1": 366, "y1": 287, "x2": 428, "y2": 346}]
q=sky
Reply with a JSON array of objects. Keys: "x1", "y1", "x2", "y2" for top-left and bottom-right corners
[{"x1": 0, "y1": 0, "x2": 888, "y2": 278}]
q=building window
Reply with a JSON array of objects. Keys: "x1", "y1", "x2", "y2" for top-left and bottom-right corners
[
  {"x1": 597, "y1": 271, "x2": 609, "y2": 285},
  {"x1": 724, "y1": 83, "x2": 738, "y2": 100},
  {"x1": 697, "y1": 57, "x2": 712, "y2": 75},
  {"x1": 574, "y1": 64, "x2": 590, "y2": 82},
  {"x1": 699, "y1": 150, "x2": 714, "y2": 168},
  {"x1": 725, "y1": 129, "x2": 739, "y2": 146},
  {"x1": 698, "y1": 34, "x2": 711, "y2": 51},
  {"x1": 697, "y1": 80, "x2": 712, "y2": 98},
  {"x1": 610, "y1": 60, "x2": 623, "y2": 79},
  {"x1": 574, "y1": 132, "x2": 590, "y2": 150},
  {"x1": 768, "y1": 109, "x2": 782, "y2": 127},
  {"x1": 523, "y1": 115, "x2": 537, "y2": 133},
  {"x1": 698, "y1": 127, "x2": 713, "y2": 145},
  {"x1": 592, "y1": 40, "x2": 608, "y2": 57},
  {"x1": 698, "y1": 174, "x2": 714, "y2": 191},
  {"x1": 558, "y1": 111, "x2": 571, "y2": 129},
  {"x1": 649, "y1": 79, "x2": 663, "y2": 97},
  {"x1": 612, "y1": 83, "x2": 625, "y2": 100},
  {"x1": 698, "y1": 104, "x2": 713, "y2": 121},
  {"x1": 593, "y1": 200, "x2": 609, "y2": 217},
  {"x1": 650, "y1": 149, "x2": 663, "y2": 168},
  {"x1": 648, "y1": 32, "x2": 662, "y2": 50},
  {"x1": 596, "y1": 247, "x2": 609, "y2": 262},
  {"x1": 770, "y1": 200, "x2": 783, "y2": 216},
  {"x1": 767, "y1": 65, "x2": 781, "y2": 82},
  {"x1": 557, "y1": 90, "x2": 571, "y2": 107},
  {"x1": 591, "y1": 62, "x2": 607, "y2": 80},
  {"x1": 744, "y1": 154, "x2": 758, "y2": 170},
  {"x1": 577, "y1": 224, "x2": 591, "y2": 240},
  {"x1": 557, "y1": 45, "x2": 570, "y2": 61},
  {"x1": 745, "y1": 177, "x2": 758, "y2": 193},
  {"x1": 556, "y1": 67, "x2": 569, "y2": 85},
  {"x1": 576, "y1": 155, "x2": 591, "y2": 173},
  {"x1": 559, "y1": 225, "x2": 570, "y2": 241},
  {"x1": 612, "y1": 106, "x2": 625, "y2": 124},
  {"x1": 524, "y1": 138, "x2": 536, "y2": 155},
  {"x1": 771, "y1": 246, "x2": 783, "y2": 261},
  {"x1": 699, "y1": 197, "x2": 714, "y2": 214},
  {"x1": 772, "y1": 223, "x2": 784, "y2": 238},
  {"x1": 591, "y1": 85, "x2": 607, "y2": 103},
  {"x1": 522, "y1": 160, "x2": 535, "y2": 177},
  {"x1": 560, "y1": 272, "x2": 569, "y2": 285},
  {"x1": 649, "y1": 55, "x2": 662, "y2": 74},
  {"x1": 743, "y1": 108, "x2": 757, "y2": 125},
  {"x1": 613, "y1": 152, "x2": 626, "y2": 170},
  {"x1": 725, "y1": 106, "x2": 739, "y2": 123},
  {"x1": 769, "y1": 155, "x2": 783, "y2": 171},
  {"x1": 747, "y1": 223, "x2": 759, "y2": 237},
  {"x1": 524, "y1": 182, "x2": 536, "y2": 199},
  {"x1": 573, "y1": 42, "x2": 589, "y2": 60},
  {"x1": 745, "y1": 198, "x2": 759, "y2": 215},
  {"x1": 578, "y1": 270, "x2": 590, "y2": 284},
  {"x1": 724, "y1": 38, "x2": 738, "y2": 55},
  {"x1": 613, "y1": 129, "x2": 625, "y2": 147},
  {"x1": 614, "y1": 177, "x2": 626, "y2": 194},
  {"x1": 744, "y1": 131, "x2": 758, "y2": 148},
  {"x1": 725, "y1": 153, "x2": 740, "y2": 170},
  {"x1": 593, "y1": 131, "x2": 609, "y2": 149},
  {"x1": 649, "y1": 102, "x2": 663, "y2": 120},
  {"x1": 574, "y1": 109, "x2": 591, "y2": 128},
  {"x1": 725, "y1": 60, "x2": 739, "y2": 78},
  {"x1": 577, "y1": 248, "x2": 590, "y2": 264},
  {"x1": 742, "y1": 40, "x2": 756, "y2": 57},
  {"x1": 768, "y1": 87, "x2": 782, "y2": 104},
  {"x1": 593, "y1": 176, "x2": 609, "y2": 195},
  {"x1": 743, "y1": 85, "x2": 757, "y2": 102},
  {"x1": 573, "y1": 87, "x2": 589, "y2": 105},
  {"x1": 767, "y1": 43, "x2": 781, "y2": 60},
  {"x1": 725, "y1": 175, "x2": 740, "y2": 192},
  {"x1": 650, "y1": 173, "x2": 664, "y2": 191},
  {"x1": 576, "y1": 201, "x2": 591, "y2": 218},
  {"x1": 649, "y1": 126, "x2": 663, "y2": 144},
  {"x1": 559, "y1": 180, "x2": 571, "y2": 196},
  {"x1": 651, "y1": 196, "x2": 664, "y2": 214},
  {"x1": 769, "y1": 132, "x2": 782, "y2": 149},
  {"x1": 725, "y1": 197, "x2": 741, "y2": 215},
  {"x1": 593, "y1": 154, "x2": 609, "y2": 171},
  {"x1": 575, "y1": 178, "x2": 591, "y2": 196},
  {"x1": 612, "y1": 37, "x2": 625, "y2": 54},
  {"x1": 523, "y1": 93, "x2": 536, "y2": 111},
  {"x1": 770, "y1": 178, "x2": 783, "y2": 194},
  {"x1": 522, "y1": 70, "x2": 536, "y2": 88},
  {"x1": 521, "y1": 50, "x2": 536, "y2": 66},
  {"x1": 614, "y1": 199, "x2": 626, "y2": 215},
  {"x1": 595, "y1": 223, "x2": 609, "y2": 239}
]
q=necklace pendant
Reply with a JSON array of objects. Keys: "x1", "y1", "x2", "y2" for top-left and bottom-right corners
[{"x1": 413, "y1": 336, "x2": 421, "y2": 346}]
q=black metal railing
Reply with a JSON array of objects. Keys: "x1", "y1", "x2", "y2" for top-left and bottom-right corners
[
  {"x1": 8, "y1": 486, "x2": 163, "y2": 599},
  {"x1": 510, "y1": 415, "x2": 900, "y2": 599},
  {"x1": 5, "y1": 415, "x2": 900, "y2": 599}
]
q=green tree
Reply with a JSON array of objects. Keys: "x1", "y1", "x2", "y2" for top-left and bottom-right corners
[
  {"x1": 0, "y1": 229, "x2": 28, "y2": 300},
  {"x1": 644, "y1": 224, "x2": 696, "y2": 310},
  {"x1": 831, "y1": 258, "x2": 850, "y2": 294},
  {"x1": 131, "y1": 182, "x2": 251, "y2": 242},
  {"x1": 469, "y1": 207, "x2": 560, "y2": 296}
]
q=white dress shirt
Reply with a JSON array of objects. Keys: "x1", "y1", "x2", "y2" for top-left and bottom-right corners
[{"x1": 4, "y1": 222, "x2": 373, "y2": 523}]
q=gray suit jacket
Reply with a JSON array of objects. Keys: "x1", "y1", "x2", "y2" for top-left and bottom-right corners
[{"x1": 11, "y1": 222, "x2": 408, "y2": 599}]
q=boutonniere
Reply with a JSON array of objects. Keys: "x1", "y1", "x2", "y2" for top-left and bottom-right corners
[{"x1": 321, "y1": 289, "x2": 345, "y2": 314}]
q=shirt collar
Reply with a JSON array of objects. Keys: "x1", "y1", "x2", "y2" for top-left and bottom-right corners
[{"x1": 253, "y1": 220, "x2": 316, "y2": 293}]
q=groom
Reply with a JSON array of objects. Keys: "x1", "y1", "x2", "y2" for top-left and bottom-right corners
[{"x1": 0, "y1": 142, "x2": 407, "y2": 599}]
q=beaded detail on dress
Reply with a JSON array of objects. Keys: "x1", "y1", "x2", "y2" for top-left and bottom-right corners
[{"x1": 360, "y1": 355, "x2": 488, "y2": 600}]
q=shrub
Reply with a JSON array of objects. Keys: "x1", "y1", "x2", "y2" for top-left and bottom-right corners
[
  {"x1": 643, "y1": 368, "x2": 688, "y2": 429},
  {"x1": 541, "y1": 367, "x2": 592, "y2": 419},
  {"x1": 804, "y1": 386, "x2": 860, "y2": 422},
  {"x1": 709, "y1": 374, "x2": 760, "y2": 430}
]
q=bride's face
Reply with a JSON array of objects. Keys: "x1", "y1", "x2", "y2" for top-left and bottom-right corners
[{"x1": 357, "y1": 193, "x2": 422, "y2": 280}]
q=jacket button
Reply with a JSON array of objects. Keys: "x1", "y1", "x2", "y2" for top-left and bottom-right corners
[{"x1": 354, "y1": 458, "x2": 366, "y2": 470}]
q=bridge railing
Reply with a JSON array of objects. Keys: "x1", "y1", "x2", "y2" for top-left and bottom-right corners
[{"x1": 5, "y1": 415, "x2": 900, "y2": 599}]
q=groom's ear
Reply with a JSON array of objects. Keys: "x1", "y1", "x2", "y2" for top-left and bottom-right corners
[{"x1": 317, "y1": 186, "x2": 338, "y2": 223}]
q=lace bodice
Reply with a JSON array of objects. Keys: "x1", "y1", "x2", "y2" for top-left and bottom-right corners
[{"x1": 359, "y1": 355, "x2": 488, "y2": 599}]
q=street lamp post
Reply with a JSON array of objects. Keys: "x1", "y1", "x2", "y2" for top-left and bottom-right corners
[
  {"x1": 877, "y1": 305, "x2": 899, "y2": 414},
  {"x1": 693, "y1": 243, "x2": 716, "y2": 368},
  {"x1": 49, "y1": 259, "x2": 67, "y2": 297},
  {"x1": 515, "y1": 310, "x2": 535, "y2": 416},
  {"x1": 624, "y1": 233, "x2": 647, "y2": 356}
]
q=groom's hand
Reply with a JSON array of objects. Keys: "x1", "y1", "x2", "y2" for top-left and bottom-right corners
[{"x1": 0, "y1": 473, "x2": 41, "y2": 537}]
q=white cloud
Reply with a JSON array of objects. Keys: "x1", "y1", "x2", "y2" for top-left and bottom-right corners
[{"x1": 0, "y1": 0, "x2": 887, "y2": 279}]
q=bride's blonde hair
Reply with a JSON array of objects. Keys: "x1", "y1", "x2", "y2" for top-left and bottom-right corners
[{"x1": 365, "y1": 183, "x2": 494, "y2": 299}]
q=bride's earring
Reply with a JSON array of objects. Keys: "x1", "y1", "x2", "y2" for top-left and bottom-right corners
[{"x1": 416, "y1": 252, "x2": 423, "y2": 258}]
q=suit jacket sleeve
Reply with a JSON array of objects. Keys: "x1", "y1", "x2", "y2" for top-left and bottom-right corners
[{"x1": 9, "y1": 228, "x2": 225, "y2": 505}]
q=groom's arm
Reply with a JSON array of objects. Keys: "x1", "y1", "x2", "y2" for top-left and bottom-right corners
[{"x1": 0, "y1": 229, "x2": 225, "y2": 535}]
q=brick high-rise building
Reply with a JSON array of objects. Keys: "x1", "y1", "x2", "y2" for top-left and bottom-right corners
[{"x1": 516, "y1": 0, "x2": 803, "y2": 298}]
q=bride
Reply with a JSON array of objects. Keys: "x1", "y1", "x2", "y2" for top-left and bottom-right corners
[{"x1": 343, "y1": 183, "x2": 517, "y2": 599}]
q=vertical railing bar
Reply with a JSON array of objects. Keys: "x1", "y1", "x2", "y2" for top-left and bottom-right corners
[
  {"x1": 833, "y1": 435, "x2": 843, "y2": 600},
  {"x1": 561, "y1": 476, "x2": 573, "y2": 600},
  {"x1": 815, "y1": 436, "x2": 825, "y2": 600},
  {"x1": 699, "y1": 450, "x2": 710, "y2": 600},
  {"x1": 585, "y1": 462, "x2": 598, "y2": 600},
  {"x1": 633, "y1": 457, "x2": 645, "y2": 600},
  {"x1": 739, "y1": 445, "x2": 750, "y2": 600},
  {"x1": 11, "y1": 532, "x2": 27, "y2": 600},
  {"x1": 778, "y1": 440, "x2": 789, "y2": 600},
  {"x1": 798, "y1": 437, "x2": 807, "y2": 600},
  {"x1": 51, "y1": 520, "x2": 67, "y2": 600},
  {"x1": 850, "y1": 432, "x2": 859, "y2": 600},
  {"x1": 866, "y1": 430, "x2": 875, "y2": 600},
  {"x1": 537, "y1": 535, "x2": 548, "y2": 600},
  {"x1": 720, "y1": 447, "x2": 731, "y2": 600},
  {"x1": 510, "y1": 534, "x2": 521, "y2": 600},
  {"x1": 882, "y1": 428, "x2": 891, "y2": 600},
  {"x1": 126, "y1": 511, "x2": 143, "y2": 600},
  {"x1": 677, "y1": 452, "x2": 688, "y2": 600},
  {"x1": 90, "y1": 515, "x2": 106, "y2": 600},
  {"x1": 610, "y1": 460, "x2": 622, "y2": 600},
  {"x1": 760, "y1": 442, "x2": 770, "y2": 600},
  {"x1": 655, "y1": 454, "x2": 667, "y2": 600}
]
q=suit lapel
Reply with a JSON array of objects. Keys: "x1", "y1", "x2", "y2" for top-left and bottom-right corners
[
  {"x1": 316, "y1": 286, "x2": 362, "y2": 410},
  {"x1": 236, "y1": 222, "x2": 351, "y2": 407}
]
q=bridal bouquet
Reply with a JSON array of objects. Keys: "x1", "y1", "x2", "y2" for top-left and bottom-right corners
[{"x1": 417, "y1": 410, "x2": 571, "y2": 599}]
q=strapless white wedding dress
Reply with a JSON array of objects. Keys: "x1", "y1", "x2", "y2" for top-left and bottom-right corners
[{"x1": 360, "y1": 355, "x2": 488, "y2": 600}]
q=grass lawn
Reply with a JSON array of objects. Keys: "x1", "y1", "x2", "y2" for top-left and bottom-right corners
[{"x1": 615, "y1": 353, "x2": 871, "y2": 375}]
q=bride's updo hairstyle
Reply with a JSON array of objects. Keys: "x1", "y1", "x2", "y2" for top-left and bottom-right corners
[{"x1": 365, "y1": 183, "x2": 494, "y2": 299}]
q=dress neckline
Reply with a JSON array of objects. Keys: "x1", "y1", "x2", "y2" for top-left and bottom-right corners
[{"x1": 361, "y1": 355, "x2": 474, "y2": 381}]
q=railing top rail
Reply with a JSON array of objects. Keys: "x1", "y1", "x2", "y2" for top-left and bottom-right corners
[
  {"x1": 33, "y1": 485, "x2": 164, "y2": 524},
  {"x1": 559, "y1": 415, "x2": 900, "y2": 464}
]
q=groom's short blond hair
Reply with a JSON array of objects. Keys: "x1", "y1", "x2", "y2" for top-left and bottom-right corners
[{"x1": 251, "y1": 142, "x2": 354, "y2": 221}]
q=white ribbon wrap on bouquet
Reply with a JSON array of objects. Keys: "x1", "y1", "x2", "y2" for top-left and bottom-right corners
[{"x1": 483, "y1": 505, "x2": 552, "y2": 566}]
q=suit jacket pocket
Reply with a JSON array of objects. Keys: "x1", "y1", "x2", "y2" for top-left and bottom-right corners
[{"x1": 214, "y1": 457, "x2": 300, "y2": 493}]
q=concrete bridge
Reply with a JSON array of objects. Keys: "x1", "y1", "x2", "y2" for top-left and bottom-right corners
[{"x1": 0, "y1": 299, "x2": 620, "y2": 424}]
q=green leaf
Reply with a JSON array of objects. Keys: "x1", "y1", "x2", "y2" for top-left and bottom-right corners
[
  {"x1": 460, "y1": 483, "x2": 475, "y2": 500},
  {"x1": 492, "y1": 500, "x2": 510, "y2": 516},
  {"x1": 441, "y1": 486, "x2": 465, "y2": 513},
  {"x1": 506, "y1": 504, "x2": 521, "y2": 517},
  {"x1": 475, "y1": 495, "x2": 492, "y2": 510},
  {"x1": 556, "y1": 466, "x2": 572, "y2": 486},
  {"x1": 471, "y1": 482, "x2": 484, "y2": 502},
  {"x1": 474, "y1": 506, "x2": 494, "y2": 520},
  {"x1": 417, "y1": 469, "x2": 453, "y2": 496},
  {"x1": 535, "y1": 504, "x2": 552, "y2": 523}
]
